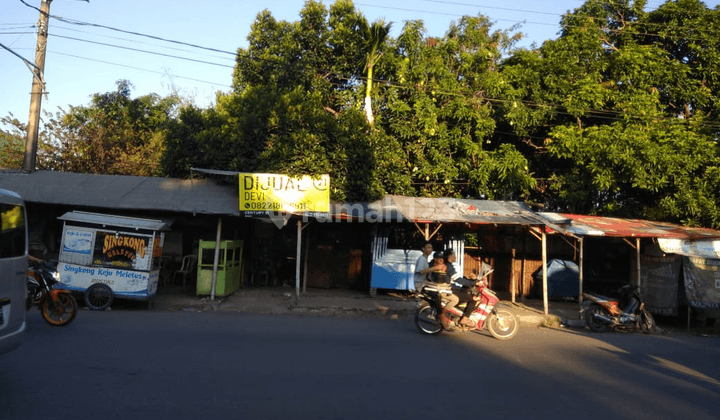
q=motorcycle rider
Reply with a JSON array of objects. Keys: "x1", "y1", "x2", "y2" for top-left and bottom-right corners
[
  {"x1": 414, "y1": 242, "x2": 445, "y2": 291},
  {"x1": 427, "y1": 251, "x2": 460, "y2": 329},
  {"x1": 444, "y1": 249, "x2": 491, "y2": 328}
]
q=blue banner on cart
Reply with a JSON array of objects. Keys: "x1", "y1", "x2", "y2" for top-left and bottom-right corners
[
  {"x1": 57, "y1": 262, "x2": 158, "y2": 298},
  {"x1": 62, "y1": 228, "x2": 93, "y2": 255}
]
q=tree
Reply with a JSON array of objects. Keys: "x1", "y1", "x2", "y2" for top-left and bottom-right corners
[
  {"x1": 499, "y1": 0, "x2": 720, "y2": 227},
  {"x1": 0, "y1": 128, "x2": 24, "y2": 169},
  {"x1": 165, "y1": 0, "x2": 410, "y2": 201},
  {"x1": 379, "y1": 17, "x2": 534, "y2": 199},
  {"x1": 1, "y1": 111, "x2": 62, "y2": 171},
  {"x1": 59, "y1": 80, "x2": 180, "y2": 176},
  {"x1": 359, "y1": 17, "x2": 392, "y2": 126}
]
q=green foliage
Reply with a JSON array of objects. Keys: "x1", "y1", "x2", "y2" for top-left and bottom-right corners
[
  {"x1": 0, "y1": 128, "x2": 24, "y2": 169},
  {"x1": 499, "y1": 0, "x2": 720, "y2": 227},
  {"x1": 160, "y1": 0, "x2": 720, "y2": 228},
  {"x1": 1, "y1": 111, "x2": 62, "y2": 171},
  {"x1": 57, "y1": 80, "x2": 180, "y2": 176},
  {"x1": 382, "y1": 16, "x2": 534, "y2": 199}
]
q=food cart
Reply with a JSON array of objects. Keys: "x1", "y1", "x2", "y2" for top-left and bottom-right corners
[{"x1": 56, "y1": 211, "x2": 167, "y2": 309}]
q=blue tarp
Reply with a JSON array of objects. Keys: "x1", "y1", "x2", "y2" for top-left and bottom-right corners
[{"x1": 533, "y1": 259, "x2": 580, "y2": 299}]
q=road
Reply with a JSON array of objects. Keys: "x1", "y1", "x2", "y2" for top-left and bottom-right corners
[{"x1": 2, "y1": 309, "x2": 719, "y2": 420}]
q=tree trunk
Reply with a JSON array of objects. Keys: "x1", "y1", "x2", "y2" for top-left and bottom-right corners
[{"x1": 364, "y1": 65, "x2": 374, "y2": 126}]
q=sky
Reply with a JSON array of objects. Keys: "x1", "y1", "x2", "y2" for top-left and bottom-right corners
[{"x1": 1, "y1": 0, "x2": 717, "y2": 131}]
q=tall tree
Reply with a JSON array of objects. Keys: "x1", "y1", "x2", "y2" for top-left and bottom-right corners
[
  {"x1": 60, "y1": 80, "x2": 180, "y2": 176},
  {"x1": 499, "y1": 0, "x2": 720, "y2": 227},
  {"x1": 379, "y1": 17, "x2": 534, "y2": 199},
  {"x1": 359, "y1": 17, "x2": 392, "y2": 126},
  {"x1": 165, "y1": 0, "x2": 410, "y2": 201}
]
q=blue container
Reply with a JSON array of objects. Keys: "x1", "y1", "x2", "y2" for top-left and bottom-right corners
[{"x1": 533, "y1": 259, "x2": 579, "y2": 299}]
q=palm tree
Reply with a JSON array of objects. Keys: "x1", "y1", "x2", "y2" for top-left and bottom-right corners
[{"x1": 359, "y1": 17, "x2": 392, "y2": 127}]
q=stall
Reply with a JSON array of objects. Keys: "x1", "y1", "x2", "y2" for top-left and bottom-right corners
[
  {"x1": 196, "y1": 239, "x2": 243, "y2": 296},
  {"x1": 56, "y1": 211, "x2": 167, "y2": 309}
]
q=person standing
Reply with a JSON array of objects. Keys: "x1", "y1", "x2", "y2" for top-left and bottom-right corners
[{"x1": 413, "y1": 242, "x2": 444, "y2": 291}]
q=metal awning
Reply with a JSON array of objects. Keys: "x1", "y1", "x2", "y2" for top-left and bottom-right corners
[
  {"x1": 539, "y1": 212, "x2": 720, "y2": 239},
  {"x1": 0, "y1": 171, "x2": 241, "y2": 216},
  {"x1": 58, "y1": 211, "x2": 169, "y2": 231},
  {"x1": 356, "y1": 195, "x2": 548, "y2": 225}
]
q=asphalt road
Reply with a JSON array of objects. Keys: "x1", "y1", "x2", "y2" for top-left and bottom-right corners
[{"x1": 2, "y1": 309, "x2": 719, "y2": 420}]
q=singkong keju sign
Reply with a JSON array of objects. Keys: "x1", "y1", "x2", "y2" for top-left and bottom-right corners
[{"x1": 238, "y1": 173, "x2": 330, "y2": 216}]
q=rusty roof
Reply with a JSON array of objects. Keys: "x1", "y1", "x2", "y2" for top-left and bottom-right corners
[{"x1": 539, "y1": 212, "x2": 720, "y2": 240}]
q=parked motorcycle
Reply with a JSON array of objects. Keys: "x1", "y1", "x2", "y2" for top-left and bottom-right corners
[
  {"x1": 581, "y1": 285, "x2": 655, "y2": 333},
  {"x1": 27, "y1": 259, "x2": 78, "y2": 327},
  {"x1": 413, "y1": 272, "x2": 519, "y2": 339}
]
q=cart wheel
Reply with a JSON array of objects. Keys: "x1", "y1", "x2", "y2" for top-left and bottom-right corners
[{"x1": 85, "y1": 283, "x2": 114, "y2": 311}]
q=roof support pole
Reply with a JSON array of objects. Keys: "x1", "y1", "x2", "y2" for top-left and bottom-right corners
[
  {"x1": 527, "y1": 226, "x2": 549, "y2": 314},
  {"x1": 578, "y1": 237, "x2": 584, "y2": 302},
  {"x1": 210, "y1": 217, "x2": 222, "y2": 301},
  {"x1": 636, "y1": 238, "x2": 641, "y2": 290},
  {"x1": 296, "y1": 219, "x2": 302, "y2": 300},
  {"x1": 622, "y1": 238, "x2": 642, "y2": 290},
  {"x1": 511, "y1": 248, "x2": 516, "y2": 303},
  {"x1": 542, "y1": 229, "x2": 548, "y2": 315},
  {"x1": 412, "y1": 221, "x2": 442, "y2": 241},
  {"x1": 302, "y1": 221, "x2": 310, "y2": 294}
]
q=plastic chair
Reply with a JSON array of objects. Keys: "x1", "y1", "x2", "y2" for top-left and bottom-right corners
[{"x1": 173, "y1": 255, "x2": 197, "y2": 288}]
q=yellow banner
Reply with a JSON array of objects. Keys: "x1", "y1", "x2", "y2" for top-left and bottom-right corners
[{"x1": 239, "y1": 173, "x2": 330, "y2": 213}]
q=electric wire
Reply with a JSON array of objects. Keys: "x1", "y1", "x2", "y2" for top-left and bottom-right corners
[
  {"x1": 49, "y1": 33, "x2": 235, "y2": 69},
  {"x1": 50, "y1": 50, "x2": 232, "y2": 88},
  {"x1": 18, "y1": 0, "x2": 236, "y2": 56},
  {"x1": 7, "y1": 0, "x2": 719, "y2": 131}
]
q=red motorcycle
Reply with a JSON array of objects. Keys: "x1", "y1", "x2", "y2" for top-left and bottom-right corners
[
  {"x1": 581, "y1": 285, "x2": 655, "y2": 333},
  {"x1": 413, "y1": 271, "x2": 519, "y2": 340}
]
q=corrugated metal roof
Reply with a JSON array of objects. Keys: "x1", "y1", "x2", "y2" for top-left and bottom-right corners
[
  {"x1": 58, "y1": 211, "x2": 168, "y2": 231},
  {"x1": 363, "y1": 195, "x2": 547, "y2": 225},
  {"x1": 0, "y1": 171, "x2": 241, "y2": 216},
  {"x1": 539, "y1": 212, "x2": 720, "y2": 240},
  {"x1": 0, "y1": 171, "x2": 552, "y2": 226}
]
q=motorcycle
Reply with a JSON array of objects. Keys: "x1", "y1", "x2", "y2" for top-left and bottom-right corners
[
  {"x1": 27, "y1": 259, "x2": 78, "y2": 327},
  {"x1": 413, "y1": 271, "x2": 519, "y2": 340},
  {"x1": 581, "y1": 285, "x2": 655, "y2": 333}
]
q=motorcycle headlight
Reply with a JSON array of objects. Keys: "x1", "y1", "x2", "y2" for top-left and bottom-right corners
[{"x1": 52, "y1": 271, "x2": 61, "y2": 282}]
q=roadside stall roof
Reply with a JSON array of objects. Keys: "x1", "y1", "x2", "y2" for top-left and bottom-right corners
[
  {"x1": 0, "y1": 171, "x2": 241, "y2": 216},
  {"x1": 59, "y1": 211, "x2": 169, "y2": 231},
  {"x1": 539, "y1": 212, "x2": 720, "y2": 240},
  {"x1": 358, "y1": 195, "x2": 548, "y2": 225}
]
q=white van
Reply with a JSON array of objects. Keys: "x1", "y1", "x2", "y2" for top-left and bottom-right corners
[{"x1": 0, "y1": 189, "x2": 27, "y2": 354}]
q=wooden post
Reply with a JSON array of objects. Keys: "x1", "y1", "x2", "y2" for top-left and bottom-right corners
[
  {"x1": 579, "y1": 237, "x2": 584, "y2": 302},
  {"x1": 296, "y1": 219, "x2": 302, "y2": 299},
  {"x1": 302, "y1": 223, "x2": 310, "y2": 293},
  {"x1": 210, "y1": 217, "x2": 222, "y2": 301},
  {"x1": 636, "y1": 238, "x2": 641, "y2": 289},
  {"x1": 542, "y1": 230, "x2": 548, "y2": 315},
  {"x1": 521, "y1": 232, "x2": 526, "y2": 303},
  {"x1": 511, "y1": 247, "x2": 516, "y2": 303}
]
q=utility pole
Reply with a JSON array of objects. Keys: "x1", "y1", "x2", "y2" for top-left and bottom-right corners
[{"x1": 22, "y1": 0, "x2": 53, "y2": 172}]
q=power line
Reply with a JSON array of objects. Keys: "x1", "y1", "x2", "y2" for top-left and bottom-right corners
[
  {"x1": 354, "y1": 2, "x2": 561, "y2": 28},
  {"x1": 50, "y1": 24, "x2": 236, "y2": 62},
  {"x1": 49, "y1": 50, "x2": 233, "y2": 88},
  {"x1": 18, "y1": 0, "x2": 236, "y2": 56},
  {"x1": 9, "y1": 0, "x2": 719, "y2": 131},
  {"x1": 49, "y1": 33, "x2": 235, "y2": 69}
]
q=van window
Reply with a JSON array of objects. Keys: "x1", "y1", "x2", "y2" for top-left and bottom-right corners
[{"x1": 0, "y1": 204, "x2": 25, "y2": 258}]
